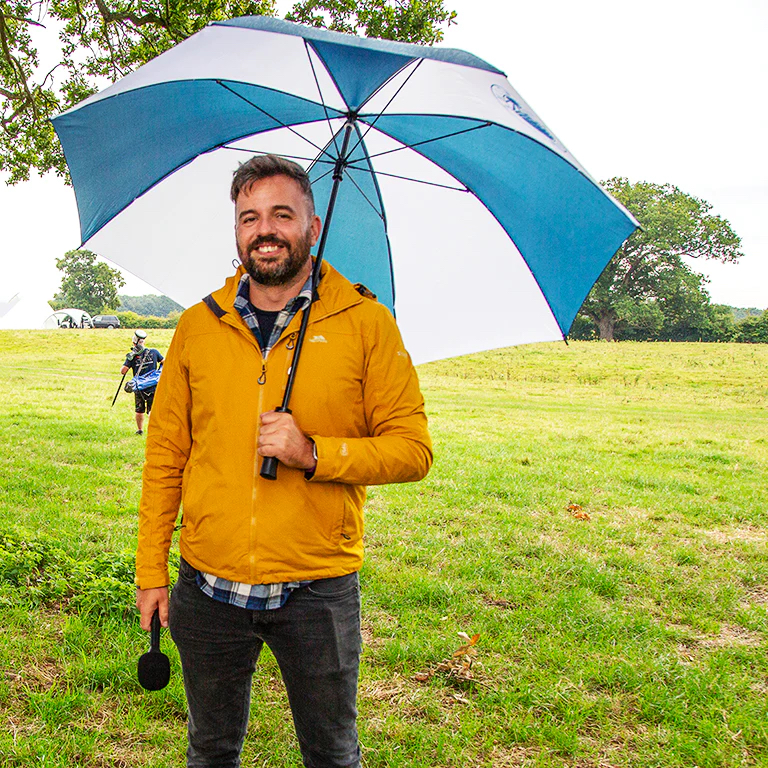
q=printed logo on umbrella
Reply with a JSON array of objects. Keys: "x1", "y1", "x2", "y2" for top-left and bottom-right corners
[{"x1": 491, "y1": 85, "x2": 556, "y2": 142}]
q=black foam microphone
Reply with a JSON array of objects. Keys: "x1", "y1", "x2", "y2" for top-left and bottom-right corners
[{"x1": 137, "y1": 610, "x2": 171, "y2": 691}]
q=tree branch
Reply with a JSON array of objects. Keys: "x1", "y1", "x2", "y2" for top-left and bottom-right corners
[
  {"x1": 93, "y1": 0, "x2": 167, "y2": 31},
  {"x1": 0, "y1": 12, "x2": 40, "y2": 120}
]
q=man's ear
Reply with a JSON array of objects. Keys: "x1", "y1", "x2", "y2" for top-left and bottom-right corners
[{"x1": 310, "y1": 215, "x2": 322, "y2": 246}]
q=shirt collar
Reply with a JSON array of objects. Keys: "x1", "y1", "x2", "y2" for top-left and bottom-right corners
[{"x1": 235, "y1": 271, "x2": 314, "y2": 311}]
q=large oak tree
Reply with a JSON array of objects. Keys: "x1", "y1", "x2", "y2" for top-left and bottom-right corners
[{"x1": 578, "y1": 178, "x2": 743, "y2": 341}]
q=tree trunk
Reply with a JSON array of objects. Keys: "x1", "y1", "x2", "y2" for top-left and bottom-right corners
[{"x1": 597, "y1": 311, "x2": 617, "y2": 341}]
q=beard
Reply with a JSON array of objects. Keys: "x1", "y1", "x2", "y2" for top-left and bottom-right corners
[{"x1": 239, "y1": 232, "x2": 313, "y2": 287}]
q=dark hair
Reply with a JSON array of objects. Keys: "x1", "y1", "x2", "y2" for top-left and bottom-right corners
[{"x1": 230, "y1": 154, "x2": 315, "y2": 214}]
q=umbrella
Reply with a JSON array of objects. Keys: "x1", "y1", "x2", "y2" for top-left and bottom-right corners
[{"x1": 52, "y1": 16, "x2": 637, "y2": 366}]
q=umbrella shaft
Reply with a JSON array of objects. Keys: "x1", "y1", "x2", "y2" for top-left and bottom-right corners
[
  {"x1": 279, "y1": 120, "x2": 355, "y2": 409},
  {"x1": 261, "y1": 120, "x2": 355, "y2": 481}
]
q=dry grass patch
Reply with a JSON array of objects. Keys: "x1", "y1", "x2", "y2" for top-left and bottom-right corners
[
  {"x1": 478, "y1": 743, "x2": 540, "y2": 767},
  {"x1": 700, "y1": 623, "x2": 763, "y2": 648},
  {"x1": 673, "y1": 620, "x2": 763, "y2": 662},
  {"x1": 481, "y1": 594, "x2": 518, "y2": 610},
  {"x1": 359, "y1": 675, "x2": 413, "y2": 705},
  {"x1": 14, "y1": 658, "x2": 63, "y2": 693},
  {"x1": 741, "y1": 585, "x2": 768, "y2": 609},
  {"x1": 702, "y1": 526, "x2": 768, "y2": 545}
]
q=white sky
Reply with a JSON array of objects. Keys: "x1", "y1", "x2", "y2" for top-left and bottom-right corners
[{"x1": 1, "y1": 0, "x2": 766, "y2": 308}]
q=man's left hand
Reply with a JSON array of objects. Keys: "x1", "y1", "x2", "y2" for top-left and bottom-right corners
[{"x1": 258, "y1": 410, "x2": 317, "y2": 472}]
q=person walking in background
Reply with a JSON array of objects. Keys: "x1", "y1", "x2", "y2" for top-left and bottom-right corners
[
  {"x1": 135, "y1": 154, "x2": 432, "y2": 767},
  {"x1": 121, "y1": 330, "x2": 164, "y2": 435}
]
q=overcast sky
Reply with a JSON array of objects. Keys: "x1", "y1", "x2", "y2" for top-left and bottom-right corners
[{"x1": 1, "y1": 0, "x2": 766, "y2": 308}]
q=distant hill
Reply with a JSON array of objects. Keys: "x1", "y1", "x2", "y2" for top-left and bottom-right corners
[
  {"x1": 117, "y1": 294, "x2": 184, "y2": 317},
  {"x1": 727, "y1": 306, "x2": 765, "y2": 321}
]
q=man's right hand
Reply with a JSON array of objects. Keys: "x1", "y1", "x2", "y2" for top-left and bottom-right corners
[{"x1": 136, "y1": 586, "x2": 169, "y2": 631}]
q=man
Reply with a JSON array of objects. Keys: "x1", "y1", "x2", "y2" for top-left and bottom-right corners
[
  {"x1": 121, "y1": 330, "x2": 164, "y2": 435},
  {"x1": 135, "y1": 154, "x2": 432, "y2": 768}
]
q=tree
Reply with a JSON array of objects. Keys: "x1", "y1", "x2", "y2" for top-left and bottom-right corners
[
  {"x1": 53, "y1": 249, "x2": 125, "y2": 314},
  {"x1": 577, "y1": 179, "x2": 743, "y2": 341},
  {"x1": 286, "y1": 0, "x2": 455, "y2": 41},
  {"x1": 734, "y1": 310, "x2": 768, "y2": 344},
  {"x1": 1, "y1": 0, "x2": 456, "y2": 183}
]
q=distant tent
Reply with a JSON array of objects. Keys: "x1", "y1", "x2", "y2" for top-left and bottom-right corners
[
  {"x1": 43, "y1": 308, "x2": 93, "y2": 329},
  {"x1": 0, "y1": 293, "x2": 55, "y2": 329}
]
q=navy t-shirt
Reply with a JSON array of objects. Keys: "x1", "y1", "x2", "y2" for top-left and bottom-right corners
[{"x1": 126, "y1": 348, "x2": 164, "y2": 375}]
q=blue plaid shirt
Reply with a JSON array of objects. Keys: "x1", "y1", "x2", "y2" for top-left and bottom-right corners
[
  {"x1": 197, "y1": 272, "x2": 314, "y2": 610},
  {"x1": 233, "y1": 272, "x2": 313, "y2": 356}
]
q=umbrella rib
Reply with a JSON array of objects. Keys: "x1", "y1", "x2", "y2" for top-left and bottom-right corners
[
  {"x1": 344, "y1": 164, "x2": 469, "y2": 192},
  {"x1": 341, "y1": 168, "x2": 385, "y2": 221},
  {"x1": 346, "y1": 59, "x2": 424, "y2": 158},
  {"x1": 311, "y1": 165, "x2": 338, "y2": 185},
  {"x1": 306, "y1": 123, "x2": 347, "y2": 176},
  {"x1": 362, "y1": 121, "x2": 493, "y2": 161},
  {"x1": 215, "y1": 81, "x2": 334, "y2": 160},
  {"x1": 222, "y1": 146, "x2": 336, "y2": 166},
  {"x1": 304, "y1": 39, "x2": 343, "y2": 159}
]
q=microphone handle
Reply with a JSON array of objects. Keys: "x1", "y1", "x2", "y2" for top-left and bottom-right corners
[{"x1": 150, "y1": 609, "x2": 161, "y2": 652}]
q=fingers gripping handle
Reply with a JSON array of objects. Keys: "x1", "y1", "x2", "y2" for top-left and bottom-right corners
[{"x1": 259, "y1": 406, "x2": 291, "y2": 481}]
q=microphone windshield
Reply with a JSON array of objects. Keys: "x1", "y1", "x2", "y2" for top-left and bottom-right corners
[
  {"x1": 138, "y1": 650, "x2": 171, "y2": 691},
  {"x1": 137, "y1": 609, "x2": 170, "y2": 691}
]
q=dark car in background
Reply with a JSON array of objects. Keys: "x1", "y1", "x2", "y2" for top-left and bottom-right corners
[{"x1": 92, "y1": 315, "x2": 121, "y2": 329}]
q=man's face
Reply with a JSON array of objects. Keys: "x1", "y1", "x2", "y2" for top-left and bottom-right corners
[{"x1": 235, "y1": 175, "x2": 321, "y2": 287}]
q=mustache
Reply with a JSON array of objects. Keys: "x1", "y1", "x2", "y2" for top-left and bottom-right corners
[{"x1": 247, "y1": 236, "x2": 290, "y2": 254}]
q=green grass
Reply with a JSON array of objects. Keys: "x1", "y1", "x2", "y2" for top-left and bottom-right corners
[{"x1": 1, "y1": 330, "x2": 767, "y2": 766}]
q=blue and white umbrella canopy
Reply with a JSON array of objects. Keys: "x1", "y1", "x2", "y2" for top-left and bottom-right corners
[{"x1": 53, "y1": 16, "x2": 637, "y2": 363}]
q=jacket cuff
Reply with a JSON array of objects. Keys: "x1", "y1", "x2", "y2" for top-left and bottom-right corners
[
  {"x1": 304, "y1": 437, "x2": 318, "y2": 480},
  {"x1": 134, "y1": 567, "x2": 171, "y2": 590}
]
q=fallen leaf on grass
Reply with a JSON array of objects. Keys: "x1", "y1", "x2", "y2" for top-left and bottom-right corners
[
  {"x1": 413, "y1": 632, "x2": 482, "y2": 686},
  {"x1": 567, "y1": 503, "x2": 591, "y2": 520}
]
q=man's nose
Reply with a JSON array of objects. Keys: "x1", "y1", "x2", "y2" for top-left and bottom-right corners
[{"x1": 254, "y1": 216, "x2": 277, "y2": 236}]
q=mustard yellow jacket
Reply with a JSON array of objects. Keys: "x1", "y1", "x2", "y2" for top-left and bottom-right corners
[{"x1": 135, "y1": 263, "x2": 432, "y2": 589}]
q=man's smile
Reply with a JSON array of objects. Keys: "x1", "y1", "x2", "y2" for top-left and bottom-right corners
[
  {"x1": 249, "y1": 238, "x2": 289, "y2": 259},
  {"x1": 256, "y1": 244, "x2": 282, "y2": 254}
]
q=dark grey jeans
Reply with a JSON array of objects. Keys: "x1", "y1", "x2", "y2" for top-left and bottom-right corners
[{"x1": 169, "y1": 558, "x2": 362, "y2": 768}]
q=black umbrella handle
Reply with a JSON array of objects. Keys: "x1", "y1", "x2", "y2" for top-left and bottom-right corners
[{"x1": 259, "y1": 119, "x2": 355, "y2": 482}]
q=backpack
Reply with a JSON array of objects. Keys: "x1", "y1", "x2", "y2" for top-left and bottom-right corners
[{"x1": 125, "y1": 349, "x2": 162, "y2": 392}]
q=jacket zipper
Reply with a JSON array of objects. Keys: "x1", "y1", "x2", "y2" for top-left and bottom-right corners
[{"x1": 251, "y1": 329, "x2": 293, "y2": 580}]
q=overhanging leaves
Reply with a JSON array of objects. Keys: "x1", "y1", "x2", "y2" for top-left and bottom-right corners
[{"x1": 0, "y1": 0, "x2": 456, "y2": 181}]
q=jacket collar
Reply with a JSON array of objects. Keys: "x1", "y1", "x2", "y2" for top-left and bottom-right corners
[{"x1": 205, "y1": 260, "x2": 363, "y2": 323}]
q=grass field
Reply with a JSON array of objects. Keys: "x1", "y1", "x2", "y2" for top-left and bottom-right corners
[{"x1": 0, "y1": 330, "x2": 766, "y2": 767}]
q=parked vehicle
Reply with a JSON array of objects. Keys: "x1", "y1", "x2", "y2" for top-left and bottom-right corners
[{"x1": 92, "y1": 314, "x2": 121, "y2": 329}]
